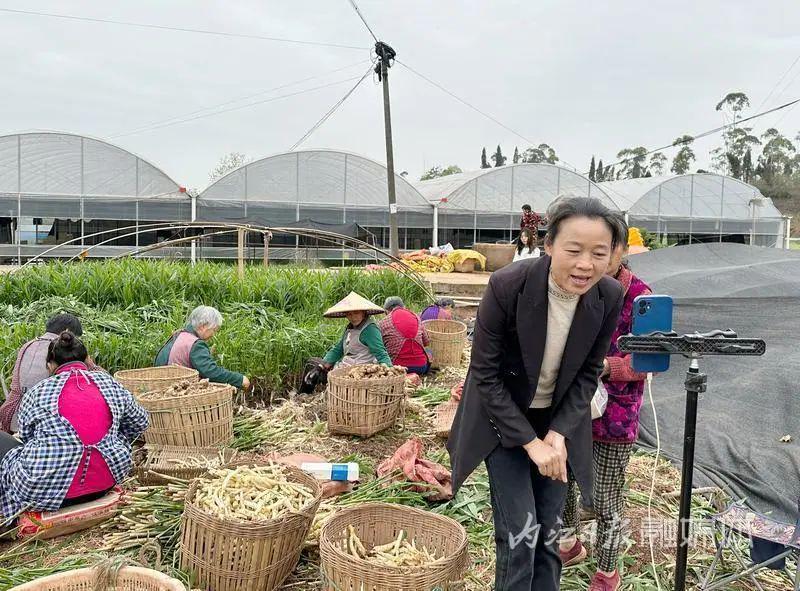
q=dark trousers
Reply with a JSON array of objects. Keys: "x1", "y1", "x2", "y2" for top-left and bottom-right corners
[
  {"x1": 485, "y1": 408, "x2": 568, "y2": 591},
  {"x1": 0, "y1": 432, "x2": 21, "y2": 463}
]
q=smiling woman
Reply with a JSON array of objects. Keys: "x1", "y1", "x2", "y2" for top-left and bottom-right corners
[{"x1": 447, "y1": 196, "x2": 626, "y2": 591}]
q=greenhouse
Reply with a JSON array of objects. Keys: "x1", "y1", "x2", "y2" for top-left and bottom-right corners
[
  {"x1": 412, "y1": 163, "x2": 618, "y2": 246},
  {"x1": 0, "y1": 131, "x2": 189, "y2": 261},
  {"x1": 0, "y1": 134, "x2": 790, "y2": 262},
  {"x1": 196, "y1": 149, "x2": 434, "y2": 252},
  {"x1": 603, "y1": 174, "x2": 789, "y2": 247}
]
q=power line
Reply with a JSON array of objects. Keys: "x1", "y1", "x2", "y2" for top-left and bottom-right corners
[
  {"x1": 110, "y1": 60, "x2": 370, "y2": 138},
  {"x1": 396, "y1": 59, "x2": 581, "y2": 171},
  {"x1": 590, "y1": 96, "x2": 800, "y2": 176},
  {"x1": 347, "y1": 0, "x2": 378, "y2": 43},
  {"x1": 290, "y1": 63, "x2": 374, "y2": 151},
  {"x1": 755, "y1": 52, "x2": 800, "y2": 113},
  {"x1": 109, "y1": 75, "x2": 364, "y2": 139},
  {"x1": 0, "y1": 7, "x2": 367, "y2": 50}
]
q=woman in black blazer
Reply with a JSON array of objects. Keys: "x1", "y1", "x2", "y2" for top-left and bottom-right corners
[{"x1": 447, "y1": 197, "x2": 626, "y2": 591}]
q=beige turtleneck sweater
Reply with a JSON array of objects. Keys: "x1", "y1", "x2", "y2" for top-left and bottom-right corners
[{"x1": 530, "y1": 274, "x2": 580, "y2": 409}]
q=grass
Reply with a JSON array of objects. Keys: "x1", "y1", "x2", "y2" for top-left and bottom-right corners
[{"x1": 0, "y1": 260, "x2": 430, "y2": 397}]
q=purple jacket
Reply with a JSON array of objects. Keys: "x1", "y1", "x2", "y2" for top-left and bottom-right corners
[{"x1": 592, "y1": 266, "x2": 652, "y2": 444}]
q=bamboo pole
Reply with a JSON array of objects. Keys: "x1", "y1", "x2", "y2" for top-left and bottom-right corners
[{"x1": 237, "y1": 228, "x2": 245, "y2": 279}]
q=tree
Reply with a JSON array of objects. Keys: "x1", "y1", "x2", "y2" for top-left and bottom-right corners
[
  {"x1": 671, "y1": 135, "x2": 695, "y2": 174},
  {"x1": 492, "y1": 145, "x2": 506, "y2": 167},
  {"x1": 522, "y1": 143, "x2": 559, "y2": 164},
  {"x1": 715, "y1": 92, "x2": 750, "y2": 123},
  {"x1": 596, "y1": 159, "x2": 604, "y2": 182},
  {"x1": 616, "y1": 146, "x2": 648, "y2": 179},
  {"x1": 513, "y1": 146, "x2": 520, "y2": 164},
  {"x1": 481, "y1": 147, "x2": 490, "y2": 169},
  {"x1": 419, "y1": 165, "x2": 463, "y2": 181},
  {"x1": 710, "y1": 127, "x2": 761, "y2": 177},
  {"x1": 588, "y1": 156, "x2": 596, "y2": 181},
  {"x1": 758, "y1": 128, "x2": 796, "y2": 180},
  {"x1": 209, "y1": 152, "x2": 249, "y2": 183},
  {"x1": 648, "y1": 152, "x2": 668, "y2": 176},
  {"x1": 742, "y1": 148, "x2": 754, "y2": 183}
]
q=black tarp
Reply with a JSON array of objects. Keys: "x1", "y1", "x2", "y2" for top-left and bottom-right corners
[{"x1": 632, "y1": 243, "x2": 800, "y2": 522}]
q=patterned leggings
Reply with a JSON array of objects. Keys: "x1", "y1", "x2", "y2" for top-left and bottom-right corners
[{"x1": 563, "y1": 441, "x2": 633, "y2": 573}]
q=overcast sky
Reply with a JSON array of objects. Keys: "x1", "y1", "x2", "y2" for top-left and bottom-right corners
[{"x1": 3, "y1": 1, "x2": 800, "y2": 190}]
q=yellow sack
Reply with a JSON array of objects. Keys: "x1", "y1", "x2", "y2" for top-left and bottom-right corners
[{"x1": 446, "y1": 249, "x2": 487, "y2": 270}]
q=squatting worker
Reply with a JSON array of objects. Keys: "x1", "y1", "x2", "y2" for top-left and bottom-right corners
[
  {"x1": 320, "y1": 292, "x2": 391, "y2": 369},
  {"x1": 447, "y1": 196, "x2": 625, "y2": 591},
  {"x1": 0, "y1": 331, "x2": 148, "y2": 524},
  {"x1": 0, "y1": 313, "x2": 102, "y2": 434},
  {"x1": 155, "y1": 306, "x2": 250, "y2": 390}
]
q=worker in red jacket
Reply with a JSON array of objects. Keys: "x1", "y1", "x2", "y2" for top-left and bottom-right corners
[{"x1": 378, "y1": 297, "x2": 430, "y2": 375}]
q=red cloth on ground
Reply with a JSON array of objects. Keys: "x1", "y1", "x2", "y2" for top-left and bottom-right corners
[
  {"x1": 376, "y1": 437, "x2": 453, "y2": 501},
  {"x1": 378, "y1": 309, "x2": 429, "y2": 368},
  {"x1": 56, "y1": 362, "x2": 115, "y2": 499}
]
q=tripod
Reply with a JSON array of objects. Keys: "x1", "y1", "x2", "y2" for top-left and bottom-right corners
[{"x1": 618, "y1": 329, "x2": 766, "y2": 591}]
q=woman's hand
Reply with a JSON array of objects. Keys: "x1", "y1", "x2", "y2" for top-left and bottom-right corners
[
  {"x1": 543, "y1": 430, "x2": 568, "y2": 483},
  {"x1": 523, "y1": 438, "x2": 561, "y2": 480},
  {"x1": 242, "y1": 376, "x2": 251, "y2": 391}
]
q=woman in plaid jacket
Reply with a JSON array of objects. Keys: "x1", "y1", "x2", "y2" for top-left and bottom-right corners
[
  {"x1": 559, "y1": 223, "x2": 652, "y2": 591},
  {"x1": 0, "y1": 332, "x2": 148, "y2": 524}
]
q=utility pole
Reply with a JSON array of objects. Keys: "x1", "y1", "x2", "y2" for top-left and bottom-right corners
[{"x1": 376, "y1": 41, "x2": 399, "y2": 256}]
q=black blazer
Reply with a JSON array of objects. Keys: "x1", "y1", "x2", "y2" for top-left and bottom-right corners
[{"x1": 447, "y1": 255, "x2": 624, "y2": 505}]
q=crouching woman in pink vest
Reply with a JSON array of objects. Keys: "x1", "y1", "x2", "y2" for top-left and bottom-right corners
[
  {"x1": 154, "y1": 306, "x2": 250, "y2": 391},
  {"x1": 0, "y1": 331, "x2": 148, "y2": 526}
]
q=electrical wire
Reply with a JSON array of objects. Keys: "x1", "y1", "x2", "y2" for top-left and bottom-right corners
[
  {"x1": 396, "y1": 59, "x2": 582, "y2": 171},
  {"x1": 110, "y1": 60, "x2": 370, "y2": 139},
  {"x1": 755, "y1": 52, "x2": 800, "y2": 113},
  {"x1": 0, "y1": 7, "x2": 367, "y2": 50},
  {"x1": 347, "y1": 0, "x2": 378, "y2": 43},
  {"x1": 108, "y1": 75, "x2": 364, "y2": 139},
  {"x1": 289, "y1": 63, "x2": 374, "y2": 151},
  {"x1": 645, "y1": 372, "x2": 664, "y2": 591},
  {"x1": 588, "y1": 96, "x2": 800, "y2": 176}
]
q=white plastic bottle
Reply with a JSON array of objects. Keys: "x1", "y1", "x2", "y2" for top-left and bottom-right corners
[{"x1": 300, "y1": 462, "x2": 360, "y2": 482}]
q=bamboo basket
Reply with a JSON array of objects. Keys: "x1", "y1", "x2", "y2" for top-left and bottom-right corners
[
  {"x1": 8, "y1": 566, "x2": 185, "y2": 590},
  {"x1": 134, "y1": 444, "x2": 237, "y2": 485},
  {"x1": 434, "y1": 400, "x2": 459, "y2": 439},
  {"x1": 452, "y1": 259, "x2": 476, "y2": 273},
  {"x1": 139, "y1": 383, "x2": 235, "y2": 447},
  {"x1": 320, "y1": 503, "x2": 469, "y2": 591},
  {"x1": 179, "y1": 463, "x2": 321, "y2": 591},
  {"x1": 326, "y1": 366, "x2": 406, "y2": 437},
  {"x1": 423, "y1": 320, "x2": 467, "y2": 369},
  {"x1": 114, "y1": 365, "x2": 198, "y2": 397}
]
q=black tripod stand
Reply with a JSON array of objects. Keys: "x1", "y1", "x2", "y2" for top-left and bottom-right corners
[{"x1": 618, "y1": 329, "x2": 766, "y2": 591}]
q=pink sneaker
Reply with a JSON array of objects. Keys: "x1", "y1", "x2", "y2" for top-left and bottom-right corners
[
  {"x1": 588, "y1": 570, "x2": 621, "y2": 591},
  {"x1": 558, "y1": 539, "x2": 587, "y2": 567}
]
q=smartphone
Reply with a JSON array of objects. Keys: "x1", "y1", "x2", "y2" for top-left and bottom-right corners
[{"x1": 631, "y1": 295, "x2": 673, "y2": 372}]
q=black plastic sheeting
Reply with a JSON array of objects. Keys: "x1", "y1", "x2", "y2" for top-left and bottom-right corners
[{"x1": 632, "y1": 243, "x2": 800, "y2": 522}]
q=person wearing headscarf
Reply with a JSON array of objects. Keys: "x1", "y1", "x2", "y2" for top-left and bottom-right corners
[
  {"x1": 420, "y1": 297, "x2": 455, "y2": 322},
  {"x1": 378, "y1": 296, "x2": 430, "y2": 374}
]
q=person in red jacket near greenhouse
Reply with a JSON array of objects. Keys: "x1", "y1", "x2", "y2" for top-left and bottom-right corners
[
  {"x1": 154, "y1": 305, "x2": 250, "y2": 391},
  {"x1": 378, "y1": 297, "x2": 430, "y2": 375}
]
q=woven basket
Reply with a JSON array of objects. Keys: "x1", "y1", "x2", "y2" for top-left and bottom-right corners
[
  {"x1": 434, "y1": 400, "x2": 459, "y2": 439},
  {"x1": 179, "y1": 463, "x2": 321, "y2": 591},
  {"x1": 423, "y1": 320, "x2": 467, "y2": 369},
  {"x1": 452, "y1": 259, "x2": 476, "y2": 273},
  {"x1": 139, "y1": 383, "x2": 235, "y2": 447},
  {"x1": 114, "y1": 365, "x2": 198, "y2": 397},
  {"x1": 8, "y1": 566, "x2": 185, "y2": 590},
  {"x1": 320, "y1": 503, "x2": 469, "y2": 591},
  {"x1": 326, "y1": 366, "x2": 406, "y2": 437},
  {"x1": 135, "y1": 444, "x2": 237, "y2": 485}
]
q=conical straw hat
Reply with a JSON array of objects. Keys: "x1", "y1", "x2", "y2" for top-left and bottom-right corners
[{"x1": 323, "y1": 292, "x2": 385, "y2": 318}]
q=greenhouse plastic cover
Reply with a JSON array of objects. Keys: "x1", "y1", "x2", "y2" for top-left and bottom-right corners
[
  {"x1": 413, "y1": 163, "x2": 619, "y2": 213},
  {"x1": 633, "y1": 243, "x2": 800, "y2": 522}
]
